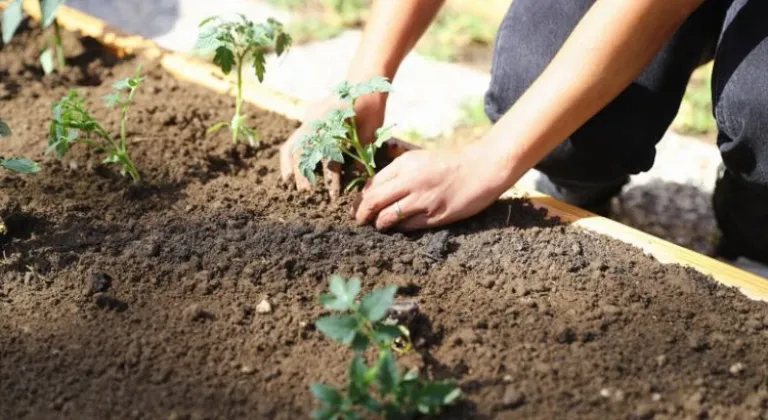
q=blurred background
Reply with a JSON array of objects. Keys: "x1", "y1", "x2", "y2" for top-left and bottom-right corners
[{"x1": 65, "y1": 0, "x2": 763, "y2": 275}]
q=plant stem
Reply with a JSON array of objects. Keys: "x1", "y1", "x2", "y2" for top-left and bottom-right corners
[
  {"x1": 349, "y1": 118, "x2": 375, "y2": 177},
  {"x1": 53, "y1": 20, "x2": 65, "y2": 69},
  {"x1": 233, "y1": 54, "x2": 245, "y2": 144}
]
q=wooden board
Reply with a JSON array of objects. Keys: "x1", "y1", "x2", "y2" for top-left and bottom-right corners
[{"x1": 5, "y1": 2, "x2": 767, "y2": 300}]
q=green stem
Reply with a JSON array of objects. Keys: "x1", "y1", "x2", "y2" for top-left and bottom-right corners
[
  {"x1": 53, "y1": 20, "x2": 65, "y2": 69},
  {"x1": 233, "y1": 53, "x2": 245, "y2": 144},
  {"x1": 349, "y1": 118, "x2": 375, "y2": 178}
]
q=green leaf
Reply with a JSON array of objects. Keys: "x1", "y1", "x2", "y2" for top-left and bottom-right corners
[
  {"x1": 39, "y1": 0, "x2": 65, "y2": 28},
  {"x1": 198, "y1": 15, "x2": 218, "y2": 28},
  {"x1": 376, "y1": 350, "x2": 400, "y2": 396},
  {"x1": 417, "y1": 382, "x2": 462, "y2": 413},
  {"x1": 359, "y1": 286, "x2": 397, "y2": 322},
  {"x1": 240, "y1": 126, "x2": 260, "y2": 146},
  {"x1": 374, "y1": 124, "x2": 394, "y2": 148},
  {"x1": 316, "y1": 314, "x2": 359, "y2": 345},
  {"x1": 40, "y1": 48, "x2": 55, "y2": 75},
  {"x1": 213, "y1": 46, "x2": 235, "y2": 75},
  {"x1": 320, "y1": 275, "x2": 360, "y2": 311},
  {"x1": 193, "y1": 25, "x2": 221, "y2": 53},
  {"x1": 1, "y1": 158, "x2": 40, "y2": 174},
  {"x1": 403, "y1": 368, "x2": 419, "y2": 382},
  {"x1": 310, "y1": 406, "x2": 337, "y2": 420},
  {"x1": 0, "y1": 120, "x2": 11, "y2": 137},
  {"x1": 2, "y1": 0, "x2": 24, "y2": 44},
  {"x1": 275, "y1": 32, "x2": 291, "y2": 56},
  {"x1": 207, "y1": 121, "x2": 229, "y2": 134},
  {"x1": 310, "y1": 383, "x2": 343, "y2": 408},
  {"x1": 102, "y1": 92, "x2": 121, "y2": 108},
  {"x1": 356, "y1": 77, "x2": 393, "y2": 95},
  {"x1": 112, "y1": 78, "x2": 131, "y2": 90},
  {"x1": 372, "y1": 324, "x2": 402, "y2": 346},
  {"x1": 253, "y1": 51, "x2": 266, "y2": 82},
  {"x1": 350, "y1": 331, "x2": 370, "y2": 352}
]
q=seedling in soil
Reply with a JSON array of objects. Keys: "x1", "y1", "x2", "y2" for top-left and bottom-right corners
[
  {"x1": 2, "y1": 0, "x2": 68, "y2": 74},
  {"x1": 0, "y1": 119, "x2": 40, "y2": 174},
  {"x1": 194, "y1": 15, "x2": 291, "y2": 146},
  {"x1": 312, "y1": 275, "x2": 461, "y2": 419},
  {"x1": 296, "y1": 77, "x2": 394, "y2": 191},
  {"x1": 48, "y1": 65, "x2": 144, "y2": 182}
]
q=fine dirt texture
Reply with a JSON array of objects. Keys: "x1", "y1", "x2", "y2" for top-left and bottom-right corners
[{"x1": 2, "y1": 23, "x2": 768, "y2": 420}]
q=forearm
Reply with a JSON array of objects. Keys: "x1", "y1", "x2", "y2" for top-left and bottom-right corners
[
  {"x1": 347, "y1": 0, "x2": 445, "y2": 81},
  {"x1": 483, "y1": 0, "x2": 705, "y2": 188}
]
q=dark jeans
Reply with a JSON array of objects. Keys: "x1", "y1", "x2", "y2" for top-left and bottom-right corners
[{"x1": 485, "y1": 0, "x2": 768, "y2": 262}]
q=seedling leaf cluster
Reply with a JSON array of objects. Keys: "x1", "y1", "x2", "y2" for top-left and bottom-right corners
[
  {"x1": 297, "y1": 77, "x2": 394, "y2": 190},
  {"x1": 2, "y1": 0, "x2": 67, "y2": 74},
  {"x1": 49, "y1": 65, "x2": 145, "y2": 182},
  {"x1": 312, "y1": 275, "x2": 461, "y2": 419},
  {"x1": 0, "y1": 119, "x2": 40, "y2": 174},
  {"x1": 195, "y1": 15, "x2": 291, "y2": 146}
]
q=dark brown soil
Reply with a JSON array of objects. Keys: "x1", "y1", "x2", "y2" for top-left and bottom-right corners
[{"x1": 2, "y1": 23, "x2": 768, "y2": 420}]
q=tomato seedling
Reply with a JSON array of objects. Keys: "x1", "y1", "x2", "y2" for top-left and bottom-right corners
[
  {"x1": 0, "y1": 119, "x2": 40, "y2": 174},
  {"x1": 296, "y1": 77, "x2": 394, "y2": 191},
  {"x1": 48, "y1": 65, "x2": 144, "y2": 182},
  {"x1": 2, "y1": 0, "x2": 67, "y2": 74},
  {"x1": 194, "y1": 15, "x2": 291, "y2": 146},
  {"x1": 312, "y1": 275, "x2": 461, "y2": 420}
]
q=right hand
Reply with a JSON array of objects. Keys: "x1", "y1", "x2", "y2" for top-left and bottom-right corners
[{"x1": 279, "y1": 91, "x2": 388, "y2": 199}]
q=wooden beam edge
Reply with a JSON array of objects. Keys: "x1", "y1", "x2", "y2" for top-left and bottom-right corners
[{"x1": 7, "y1": 2, "x2": 767, "y2": 300}]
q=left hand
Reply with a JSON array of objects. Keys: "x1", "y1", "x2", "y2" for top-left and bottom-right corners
[{"x1": 354, "y1": 143, "x2": 514, "y2": 231}]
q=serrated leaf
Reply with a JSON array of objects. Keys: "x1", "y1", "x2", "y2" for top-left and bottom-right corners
[
  {"x1": 213, "y1": 46, "x2": 235, "y2": 75},
  {"x1": 1, "y1": 158, "x2": 40, "y2": 174},
  {"x1": 374, "y1": 124, "x2": 394, "y2": 148},
  {"x1": 193, "y1": 25, "x2": 221, "y2": 53},
  {"x1": 323, "y1": 275, "x2": 360, "y2": 311},
  {"x1": 359, "y1": 286, "x2": 397, "y2": 322},
  {"x1": 376, "y1": 350, "x2": 400, "y2": 396},
  {"x1": 299, "y1": 144, "x2": 323, "y2": 185},
  {"x1": 315, "y1": 314, "x2": 358, "y2": 345},
  {"x1": 40, "y1": 0, "x2": 65, "y2": 28},
  {"x1": 2, "y1": 0, "x2": 24, "y2": 44},
  {"x1": 356, "y1": 77, "x2": 393, "y2": 95},
  {"x1": 253, "y1": 51, "x2": 266, "y2": 82},
  {"x1": 275, "y1": 32, "x2": 291, "y2": 55},
  {"x1": 310, "y1": 383, "x2": 343, "y2": 408},
  {"x1": 0, "y1": 120, "x2": 11, "y2": 137},
  {"x1": 334, "y1": 81, "x2": 354, "y2": 102},
  {"x1": 40, "y1": 48, "x2": 55, "y2": 75}
]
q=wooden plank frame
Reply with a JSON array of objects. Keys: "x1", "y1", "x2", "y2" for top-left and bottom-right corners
[{"x1": 6, "y1": 1, "x2": 768, "y2": 300}]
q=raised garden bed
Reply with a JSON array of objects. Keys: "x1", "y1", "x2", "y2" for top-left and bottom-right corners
[{"x1": 2, "y1": 17, "x2": 768, "y2": 420}]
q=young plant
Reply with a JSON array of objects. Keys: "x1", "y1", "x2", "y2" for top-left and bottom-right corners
[
  {"x1": 48, "y1": 65, "x2": 144, "y2": 182},
  {"x1": 2, "y1": 0, "x2": 67, "y2": 74},
  {"x1": 194, "y1": 15, "x2": 291, "y2": 146},
  {"x1": 312, "y1": 275, "x2": 461, "y2": 420},
  {"x1": 296, "y1": 77, "x2": 394, "y2": 191},
  {"x1": 0, "y1": 119, "x2": 40, "y2": 174}
]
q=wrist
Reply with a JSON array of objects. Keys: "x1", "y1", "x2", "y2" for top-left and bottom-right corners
[{"x1": 464, "y1": 139, "x2": 521, "y2": 195}]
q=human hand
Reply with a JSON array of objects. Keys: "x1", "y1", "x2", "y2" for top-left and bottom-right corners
[
  {"x1": 354, "y1": 142, "x2": 515, "y2": 231},
  {"x1": 279, "y1": 92, "x2": 387, "y2": 199}
]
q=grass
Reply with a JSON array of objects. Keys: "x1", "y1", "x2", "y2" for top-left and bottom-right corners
[{"x1": 671, "y1": 63, "x2": 717, "y2": 138}]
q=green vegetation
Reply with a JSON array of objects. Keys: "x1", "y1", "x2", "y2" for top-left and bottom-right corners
[
  {"x1": 195, "y1": 15, "x2": 291, "y2": 146},
  {"x1": 2, "y1": 0, "x2": 68, "y2": 74},
  {"x1": 312, "y1": 275, "x2": 461, "y2": 420},
  {"x1": 0, "y1": 120, "x2": 40, "y2": 174},
  {"x1": 268, "y1": 0, "x2": 367, "y2": 43},
  {"x1": 48, "y1": 65, "x2": 145, "y2": 183},
  {"x1": 671, "y1": 63, "x2": 717, "y2": 137},
  {"x1": 296, "y1": 77, "x2": 393, "y2": 191},
  {"x1": 416, "y1": 11, "x2": 495, "y2": 63}
]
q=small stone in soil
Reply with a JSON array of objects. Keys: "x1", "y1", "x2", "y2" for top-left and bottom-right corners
[
  {"x1": 501, "y1": 386, "x2": 525, "y2": 409},
  {"x1": 256, "y1": 299, "x2": 272, "y2": 314},
  {"x1": 89, "y1": 273, "x2": 112, "y2": 295},
  {"x1": 423, "y1": 230, "x2": 451, "y2": 261},
  {"x1": 729, "y1": 362, "x2": 745, "y2": 375}
]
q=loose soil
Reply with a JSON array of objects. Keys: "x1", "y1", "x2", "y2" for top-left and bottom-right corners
[{"x1": 2, "y1": 23, "x2": 768, "y2": 420}]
